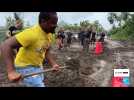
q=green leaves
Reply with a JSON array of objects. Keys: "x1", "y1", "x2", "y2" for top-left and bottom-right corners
[
  {"x1": 109, "y1": 13, "x2": 134, "y2": 41},
  {"x1": 58, "y1": 20, "x2": 105, "y2": 33}
]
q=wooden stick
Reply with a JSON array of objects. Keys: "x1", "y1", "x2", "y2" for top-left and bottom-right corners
[{"x1": 22, "y1": 66, "x2": 68, "y2": 79}]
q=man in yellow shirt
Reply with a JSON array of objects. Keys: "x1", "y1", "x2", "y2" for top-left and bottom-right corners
[{"x1": 1, "y1": 12, "x2": 59, "y2": 87}]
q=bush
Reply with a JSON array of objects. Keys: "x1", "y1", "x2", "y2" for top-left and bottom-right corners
[{"x1": 110, "y1": 18, "x2": 134, "y2": 41}]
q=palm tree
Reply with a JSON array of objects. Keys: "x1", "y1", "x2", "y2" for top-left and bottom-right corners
[
  {"x1": 107, "y1": 13, "x2": 115, "y2": 24},
  {"x1": 107, "y1": 12, "x2": 119, "y2": 27},
  {"x1": 93, "y1": 20, "x2": 105, "y2": 33},
  {"x1": 13, "y1": 12, "x2": 24, "y2": 29},
  {"x1": 14, "y1": 12, "x2": 20, "y2": 20},
  {"x1": 121, "y1": 12, "x2": 129, "y2": 21},
  {"x1": 5, "y1": 16, "x2": 15, "y2": 29},
  {"x1": 80, "y1": 20, "x2": 91, "y2": 28}
]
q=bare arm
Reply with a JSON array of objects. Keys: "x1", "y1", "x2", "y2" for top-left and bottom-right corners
[
  {"x1": 45, "y1": 47, "x2": 58, "y2": 67},
  {"x1": 1, "y1": 36, "x2": 22, "y2": 81}
]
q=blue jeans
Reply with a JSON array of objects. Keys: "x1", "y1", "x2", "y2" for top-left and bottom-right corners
[{"x1": 16, "y1": 65, "x2": 45, "y2": 87}]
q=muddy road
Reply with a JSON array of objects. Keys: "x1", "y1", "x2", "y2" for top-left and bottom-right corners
[{"x1": 0, "y1": 39, "x2": 134, "y2": 87}]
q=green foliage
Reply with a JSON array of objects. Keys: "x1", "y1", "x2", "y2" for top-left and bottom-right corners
[
  {"x1": 108, "y1": 12, "x2": 134, "y2": 41},
  {"x1": 58, "y1": 20, "x2": 105, "y2": 33},
  {"x1": 5, "y1": 16, "x2": 15, "y2": 29}
]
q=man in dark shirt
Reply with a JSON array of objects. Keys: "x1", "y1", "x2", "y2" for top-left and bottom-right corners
[
  {"x1": 99, "y1": 32, "x2": 105, "y2": 43},
  {"x1": 90, "y1": 30, "x2": 96, "y2": 49},
  {"x1": 67, "y1": 32, "x2": 73, "y2": 48},
  {"x1": 79, "y1": 30, "x2": 85, "y2": 47}
]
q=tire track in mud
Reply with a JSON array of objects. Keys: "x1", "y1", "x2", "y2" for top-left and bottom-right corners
[{"x1": 105, "y1": 39, "x2": 134, "y2": 87}]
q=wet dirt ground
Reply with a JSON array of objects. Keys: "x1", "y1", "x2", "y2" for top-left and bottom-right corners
[{"x1": 0, "y1": 39, "x2": 134, "y2": 87}]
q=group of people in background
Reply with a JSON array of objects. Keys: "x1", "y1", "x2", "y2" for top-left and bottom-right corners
[
  {"x1": 55, "y1": 26, "x2": 106, "y2": 52},
  {"x1": 78, "y1": 26, "x2": 106, "y2": 52}
]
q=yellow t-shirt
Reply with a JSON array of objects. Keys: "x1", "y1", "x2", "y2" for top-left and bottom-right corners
[{"x1": 15, "y1": 24, "x2": 52, "y2": 67}]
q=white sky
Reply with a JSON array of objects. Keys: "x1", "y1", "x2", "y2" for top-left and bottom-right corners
[{"x1": 0, "y1": 12, "x2": 113, "y2": 30}]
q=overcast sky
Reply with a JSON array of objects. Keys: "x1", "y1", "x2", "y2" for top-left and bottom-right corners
[{"x1": 0, "y1": 12, "x2": 112, "y2": 30}]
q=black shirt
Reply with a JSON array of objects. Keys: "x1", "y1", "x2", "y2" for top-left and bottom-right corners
[
  {"x1": 91, "y1": 32, "x2": 96, "y2": 39},
  {"x1": 86, "y1": 31, "x2": 92, "y2": 38},
  {"x1": 67, "y1": 32, "x2": 72, "y2": 39},
  {"x1": 58, "y1": 32, "x2": 65, "y2": 39},
  {"x1": 101, "y1": 32, "x2": 105, "y2": 37}
]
